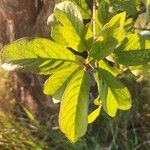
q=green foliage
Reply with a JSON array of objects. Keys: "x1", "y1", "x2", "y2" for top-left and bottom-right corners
[
  {"x1": 54, "y1": 1, "x2": 92, "y2": 51},
  {"x1": 90, "y1": 12, "x2": 126, "y2": 60},
  {"x1": 1, "y1": 38, "x2": 76, "y2": 74},
  {"x1": 61, "y1": 0, "x2": 91, "y2": 19},
  {"x1": 113, "y1": 0, "x2": 138, "y2": 18},
  {"x1": 88, "y1": 97, "x2": 102, "y2": 124},
  {"x1": 1, "y1": 0, "x2": 150, "y2": 142},
  {"x1": 95, "y1": 68, "x2": 131, "y2": 117},
  {"x1": 59, "y1": 69, "x2": 90, "y2": 143}
]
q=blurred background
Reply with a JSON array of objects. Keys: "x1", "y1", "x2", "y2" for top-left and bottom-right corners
[{"x1": 0, "y1": 0, "x2": 150, "y2": 149}]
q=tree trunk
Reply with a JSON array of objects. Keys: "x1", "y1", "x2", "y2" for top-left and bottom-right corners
[{"x1": 0, "y1": 0, "x2": 58, "y2": 123}]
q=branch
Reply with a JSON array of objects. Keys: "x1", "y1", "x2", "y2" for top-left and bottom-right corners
[{"x1": 92, "y1": 0, "x2": 96, "y2": 41}]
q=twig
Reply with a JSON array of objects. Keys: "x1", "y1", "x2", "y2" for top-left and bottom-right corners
[{"x1": 92, "y1": 0, "x2": 96, "y2": 41}]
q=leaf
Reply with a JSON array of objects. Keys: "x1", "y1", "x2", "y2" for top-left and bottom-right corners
[
  {"x1": 113, "y1": 0, "x2": 137, "y2": 18},
  {"x1": 88, "y1": 105, "x2": 102, "y2": 124},
  {"x1": 114, "y1": 33, "x2": 150, "y2": 66},
  {"x1": 94, "y1": 97, "x2": 101, "y2": 106},
  {"x1": 98, "y1": 0, "x2": 112, "y2": 25},
  {"x1": 98, "y1": 60, "x2": 119, "y2": 76},
  {"x1": 115, "y1": 50, "x2": 150, "y2": 66},
  {"x1": 88, "y1": 97, "x2": 102, "y2": 124},
  {"x1": 73, "y1": 0, "x2": 91, "y2": 19},
  {"x1": 59, "y1": 69, "x2": 90, "y2": 143},
  {"x1": 95, "y1": 10, "x2": 103, "y2": 34},
  {"x1": 54, "y1": 1, "x2": 92, "y2": 52},
  {"x1": 90, "y1": 12, "x2": 126, "y2": 60},
  {"x1": 116, "y1": 33, "x2": 150, "y2": 51},
  {"x1": 95, "y1": 68, "x2": 131, "y2": 117},
  {"x1": 1, "y1": 38, "x2": 76, "y2": 74},
  {"x1": 62, "y1": 0, "x2": 91, "y2": 19},
  {"x1": 44, "y1": 64, "x2": 79, "y2": 98},
  {"x1": 51, "y1": 23, "x2": 68, "y2": 46},
  {"x1": 129, "y1": 64, "x2": 150, "y2": 76}
]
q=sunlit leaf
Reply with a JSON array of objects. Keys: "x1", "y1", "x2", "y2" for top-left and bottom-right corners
[
  {"x1": 59, "y1": 69, "x2": 90, "y2": 142},
  {"x1": 113, "y1": 0, "x2": 137, "y2": 18},
  {"x1": 129, "y1": 64, "x2": 150, "y2": 76},
  {"x1": 115, "y1": 50, "x2": 150, "y2": 66},
  {"x1": 95, "y1": 68, "x2": 131, "y2": 117},
  {"x1": 90, "y1": 12, "x2": 126, "y2": 60},
  {"x1": 1, "y1": 38, "x2": 76, "y2": 74},
  {"x1": 116, "y1": 33, "x2": 150, "y2": 51},
  {"x1": 44, "y1": 64, "x2": 79, "y2": 98},
  {"x1": 51, "y1": 23, "x2": 68, "y2": 46},
  {"x1": 54, "y1": 1, "x2": 92, "y2": 52},
  {"x1": 98, "y1": 0, "x2": 112, "y2": 25},
  {"x1": 94, "y1": 97, "x2": 101, "y2": 106},
  {"x1": 114, "y1": 33, "x2": 150, "y2": 66},
  {"x1": 98, "y1": 60, "x2": 119, "y2": 76},
  {"x1": 61, "y1": 0, "x2": 91, "y2": 19},
  {"x1": 88, "y1": 105, "x2": 102, "y2": 124}
]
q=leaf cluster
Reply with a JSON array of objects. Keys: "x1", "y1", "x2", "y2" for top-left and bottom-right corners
[{"x1": 0, "y1": 0, "x2": 150, "y2": 142}]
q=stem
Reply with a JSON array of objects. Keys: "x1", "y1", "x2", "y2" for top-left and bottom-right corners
[
  {"x1": 92, "y1": 0, "x2": 99, "y2": 68},
  {"x1": 92, "y1": 0, "x2": 96, "y2": 41},
  {"x1": 89, "y1": 63, "x2": 95, "y2": 71}
]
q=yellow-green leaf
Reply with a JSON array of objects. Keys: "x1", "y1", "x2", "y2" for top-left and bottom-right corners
[
  {"x1": 98, "y1": 60, "x2": 119, "y2": 76},
  {"x1": 44, "y1": 64, "x2": 79, "y2": 98},
  {"x1": 54, "y1": 1, "x2": 92, "y2": 52},
  {"x1": 115, "y1": 50, "x2": 150, "y2": 66},
  {"x1": 90, "y1": 12, "x2": 126, "y2": 60},
  {"x1": 51, "y1": 23, "x2": 68, "y2": 46},
  {"x1": 95, "y1": 68, "x2": 131, "y2": 117},
  {"x1": 59, "y1": 69, "x2": 90, "y2": 143},
  {"x1": 88, "y1": 105, "x2": 102, "y2": 124},
  {"x1": 1, "y1": 38, "x2": 76, "y2": 74}
]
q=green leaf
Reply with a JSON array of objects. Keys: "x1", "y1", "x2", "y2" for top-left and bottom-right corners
[
  {"x1": 116, "y1": 33, "x2": 150, "y2": 51},
  {"x1": 44, "y1": 64, "x2": 79, "y2": 98},
  {"x1": 95, "y1": 68, "x2": 131, "y2": 117},
  {"x1": 62, "y1": 0, "x2": 91, "y2": 19},
  {"x1": 90, "y1": 12, "x2": 126, "y2": 60},
  {"x1": 98, "y1": 0, "x2": 112, "y2": 25},
  {"x1": 51, "y1": 23, "x2": 68, "y2": 46},
  {"x1": 88, "y1": 105, "x2": 102, "y2": 124},
  {"x1": 115, "y1": 50, "x2": 150, "y2": 66},
  {"x1": 54, "y1": 1, "x2": 92, "y2": 52},
  {"x1": 129, "y1": 64, "x2": 150, "y2": 76},
  {"x1": 98, "y1": 60, "x2": 119, "y2": 76},
  {"x1": 59, "y1": 69, "x2": 90, "y2": 142},
  {"x1": 114, "y1": 34, "x2": 150, "y2": 66},
  {"x1": 113, "y1": 0, "x2": 137, "y2": 18},
  {"x1": 73, "y1": 0, "x2": 91, "y2": 19},
  {"x1": 94, "y1": 97, "x2": 101, "y2": 106},
  {"x1": 1, "y1": 38, "x2": 76, "y2": 74}
]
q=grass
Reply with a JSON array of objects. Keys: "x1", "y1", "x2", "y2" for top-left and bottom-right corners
[{"x1": 0, "y1": 68, "x2": 150, "y2": 150}]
